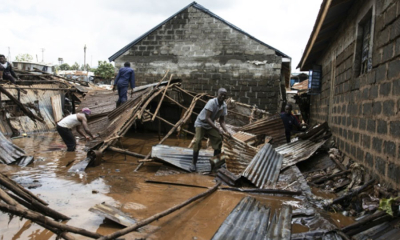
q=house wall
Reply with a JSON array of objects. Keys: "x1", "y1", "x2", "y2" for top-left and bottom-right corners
[
  {"x1": 309, "y1": 0, "x2": 400, "y2": 187},
  {"x1": 115, "y1": 6, "x2": 285, "y2": 112}
]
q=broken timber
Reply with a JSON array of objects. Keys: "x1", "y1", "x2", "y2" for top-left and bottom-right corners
[
  {"x1": 97, "y1": 183, "x2": 221, "y2": 240},
  {"x1": 89, "y1": 203, "x2": 137, "y2": 227}
]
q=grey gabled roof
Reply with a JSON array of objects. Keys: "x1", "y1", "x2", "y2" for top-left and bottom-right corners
[{"x1": 108, "y1": 1, "x2": 290, "y2": 61}]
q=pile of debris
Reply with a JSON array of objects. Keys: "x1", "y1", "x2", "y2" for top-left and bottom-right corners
[{"x1": 1, "y1": 70, "x2": 399, "y2": 240}]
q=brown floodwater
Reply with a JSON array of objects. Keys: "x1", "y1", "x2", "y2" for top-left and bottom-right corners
[{"x1": 1, "y1": 132, "x2": 311, "y2": 239}]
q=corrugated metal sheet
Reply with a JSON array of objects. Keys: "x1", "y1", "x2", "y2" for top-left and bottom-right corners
[
  {"x1": 1, "y1": 84, "x2": 61, "y2": 134},
  {"x1": 223, "y1": 136, "x2": 258, "y2": 175},
  {"x1": 242, "y1": 143, "x2": 283, "y2": 189},
  {"x1": 352, "y1": 218, "x2": 400, "y2": 240},
  {"x1": 216, "y1": 168, "x2": 241, "y2": 186},
  {"x1": 50, "y1": 94, "x2": 63, "y2": 122},
  {"x1": 240, "y1": 114, "x2": 287, "y2": 146},
  {"x1": 0, "y1": 131, "x2": 25, "y2": 164},
  {"x1": 232, "y1": 131, "x2": 257, "y2": 143},
  {"x1": 275, "y1": 140, "x2": 327, "y2": 169},
  {"x1": 151, "y1": 144, "x2": 212, "y2": 173},
  {"x1": 267, "y1": 205, "x2": 292, "y2": 240},
  {"x1": 211, "y1": 196, "x2": 292, "y2": 240}
]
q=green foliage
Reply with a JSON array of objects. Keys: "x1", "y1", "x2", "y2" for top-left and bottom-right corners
[
  {"x1": 94, "y1": 61, "x2": 115, "y2": 80},
  {"x1": 15, "y1": 54, "x2": 33, "y2": 62},
  {"x1": 80, "y1": 64, "x2": 91, "y2": 71},
  {"x1": 70, "y1": 62, "x2": 80, "y2": 70},
  {"x1": 378, "y1": 197, "x2": 399, "y2": 216},
  {"x1": 59, "y1": 63, "x2": 71, "y2": 70}
]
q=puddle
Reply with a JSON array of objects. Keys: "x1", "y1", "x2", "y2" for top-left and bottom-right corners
[{"x1": 0, "y1": 132, "x2": 350, "y2": 239}]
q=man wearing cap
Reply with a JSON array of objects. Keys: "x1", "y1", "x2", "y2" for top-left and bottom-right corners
[
  {"x1": 56, "y1": 108, "x2": 96, "y2": 152},
  {"x1": 112, "y1": 62, "x2": 135, "y2": 108}
]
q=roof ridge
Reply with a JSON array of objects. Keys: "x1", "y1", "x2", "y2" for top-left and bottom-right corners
[{"x1": 108, "y1": 1, "x2": 289, "y2": 61}]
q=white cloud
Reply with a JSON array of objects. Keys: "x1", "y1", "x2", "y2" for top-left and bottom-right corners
[{"x1": 2, "y1": 0, "x2": 321, "y2": 71}]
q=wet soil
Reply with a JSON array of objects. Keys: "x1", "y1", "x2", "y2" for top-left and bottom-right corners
[{"x1": 0, "y1": 132, "x2": 306, "y2": 240}]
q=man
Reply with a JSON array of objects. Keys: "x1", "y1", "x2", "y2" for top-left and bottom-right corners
[
  {"x1": 280, "y1": 104, "x2": 304, "y2": 143},
  {"x1": 0, "y1": 55, "x2": 19, "y2": 83},
  {"x1": 112, "y1": 62, "x2": 135, "y2": 108},
  {"x1": 57, "y1": 108, "x2": 96, "y2": 151},
  {"x1": 190, "y1": 88, "x2": 232, "y2": 172}
]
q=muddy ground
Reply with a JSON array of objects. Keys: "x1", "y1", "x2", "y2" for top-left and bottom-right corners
[{"x1": 0, "y1": 132, "x2": 352, "y2": 239}]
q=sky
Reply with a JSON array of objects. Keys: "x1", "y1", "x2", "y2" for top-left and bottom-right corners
[{"x1": 2, "y1": 0, "x2": 322, "y2": 72}]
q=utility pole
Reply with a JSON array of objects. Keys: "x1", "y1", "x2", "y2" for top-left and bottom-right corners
[
  {"x1": 84, "y1": 44, "x2": 87, "y2": 72},
  {"x1": 7, "y1": 47, "x2": 11, "y2": 61},
  {"x1": 40, "y1": 48, "x2": 45, "y2": 62}
]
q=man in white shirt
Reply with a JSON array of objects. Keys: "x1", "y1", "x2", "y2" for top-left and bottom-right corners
[
  {"x1": 0, "y1": 55, "x2": 19, "y2": 83},
  {"x1": 57, "y1": 108, "x2": 96, "y2": 151},
  {"x1": 190, "y1": 88, "x2": 231, "y2": 172}
]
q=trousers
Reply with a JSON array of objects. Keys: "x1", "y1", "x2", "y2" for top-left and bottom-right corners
[
  {"x1": 57, "y1": 125, "x2": 76, "y2": 151},
  {"x1": 193, "y1": 127, "x2": 222, "y2": 152}
]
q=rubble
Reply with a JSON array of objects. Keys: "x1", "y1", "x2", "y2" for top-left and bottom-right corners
[{"x1": 1, "y1": 70, "x2": 399, "y2": 240}]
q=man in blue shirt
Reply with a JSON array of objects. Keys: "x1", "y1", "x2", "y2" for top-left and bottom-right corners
[
  {"x1": 112, "y1": 62, "x2": 135, "y2": 107},
  {"x1": 280, "y1": 104, "x2": 304, "y2": 143}
]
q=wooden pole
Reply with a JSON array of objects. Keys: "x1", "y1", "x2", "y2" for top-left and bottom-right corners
[
  {"x1": 0, "y1": 188, "x2": 101, "y2": 238},
  {"x1": 151, "y1": 74, "x2": 173, "y2": 121},
  {"x1": 0, "y1": 86, "x2": 44, "y2": 122},
  {"x1": 0, "y1": 202, "x2": 102, "y2": 239},
  {"x1": 97, "y1": 183, "x2": 221, "y2": 240},
  {"x1": 8, "y1": 192, "x2": 70, "y2": 220},
  {"x1": 312, "y1": 170, "x2": 351, "y2": 184},
  {"x1": 144, "y1": 110, "x2": 195, "y2": 136},
  {"x1": 106, "y1": 146, "x2": 146, "y2": 159},
  {"x1": 0, "y1": 173, "x2": 48, "y2": 205},
  {"x1": 329, "y1": 179, "x2": 375, "y2": 205},
  {"x1": 342, "y1": 211, "x2": 388, "y2": 234},
  {"x1": 134, "y1": 93, "x2": 204, "y2": 172},
  {"x1": 164, "y1": 94, "x2": 199, "y2": 116}
]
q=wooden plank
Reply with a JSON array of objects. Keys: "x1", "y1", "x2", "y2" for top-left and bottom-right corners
[
  {"x1": 50, "y1": 94, "x2": 63, "y2": 123},
  {"x1": 89, "y1": 203, "x2": 136, "y2": 227},
  {"x1": 68, "y1": 157, "x2": 91, "y2": 172}
]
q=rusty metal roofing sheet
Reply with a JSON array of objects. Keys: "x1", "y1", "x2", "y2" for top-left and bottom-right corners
[
  {"x1": 223, "y1": 136, "x2": 258, "y2": 175},
  {"x1": 275, "y1": 139, "x2": 327, "y2": 169},
  {"x1": 77, "y1": 79, "x2": 181, "y2": 117},
  {"x1": 240, "y1": 114, "x2": 286, "y2": 146},
  {"x1": 211, "y1": 196, "x2": 292, "y2": 240},
  {"x1": 292, "y1": 79, "x2": 309, "y2": 91},
  {"x1": 1, "y1": 84, "x2": 60, "y2": 134},
  {"x1": 242, "y1": 143, "x2": 283, "y2": 189},
  {"x1": 151, "y1": 144, "x2": 212, "y2": 173},
  {"x1": 232, "y1": 131, "x2": 257, "y2": 143},
  {"x1": 216, "y1": 168, "x2": 241, "y2": 186},
  {"x1": 0, "y1": 131, "x2": 25, "y2": 164}
]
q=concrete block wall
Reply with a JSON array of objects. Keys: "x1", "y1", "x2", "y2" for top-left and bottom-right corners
[
  {"x1": 115, "y1": 6, "x2": 284, "y2": 112},
  {"x1": 309, "y1": 0, "x2": 400, "y2": 188}
]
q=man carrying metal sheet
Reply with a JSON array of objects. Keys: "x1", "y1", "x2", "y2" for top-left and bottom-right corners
[
  {"x1": 112, "y1": 62, "x2": 135, "y2": 108},
  {"x1": 190, "y1": 88, "x2": 232, "y2": 172},
  {"x1": 57, "y1": 108, "x2": 97, "y2": 151},
  {"x1": 0, "y1": 55, "x2": 20, "y2": 84}
]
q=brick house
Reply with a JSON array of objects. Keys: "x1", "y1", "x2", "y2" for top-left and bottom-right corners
[
  {"x1": 109, "y1": 2, "x2": 291, "y2": 113},
  {"x1": 298, "y1": 0, "x2": 400, "y2": 187}
]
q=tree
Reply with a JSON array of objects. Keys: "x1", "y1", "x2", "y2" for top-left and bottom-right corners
[
  {"x1": 70, "y1": 62, "x2": 80, "y2": 70},
  {"x1": 80, "y1": 64, "x2": 91, "y2": 71},
  {"x1": 94, "y1": 61, "x2": 115, "y2": 80},
  {"x1": 15, "y1": 54, "x2": 33, "y2": 62},
  {"x1": 59, "y1": 63, "x2": 71, "y2": 70}
]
